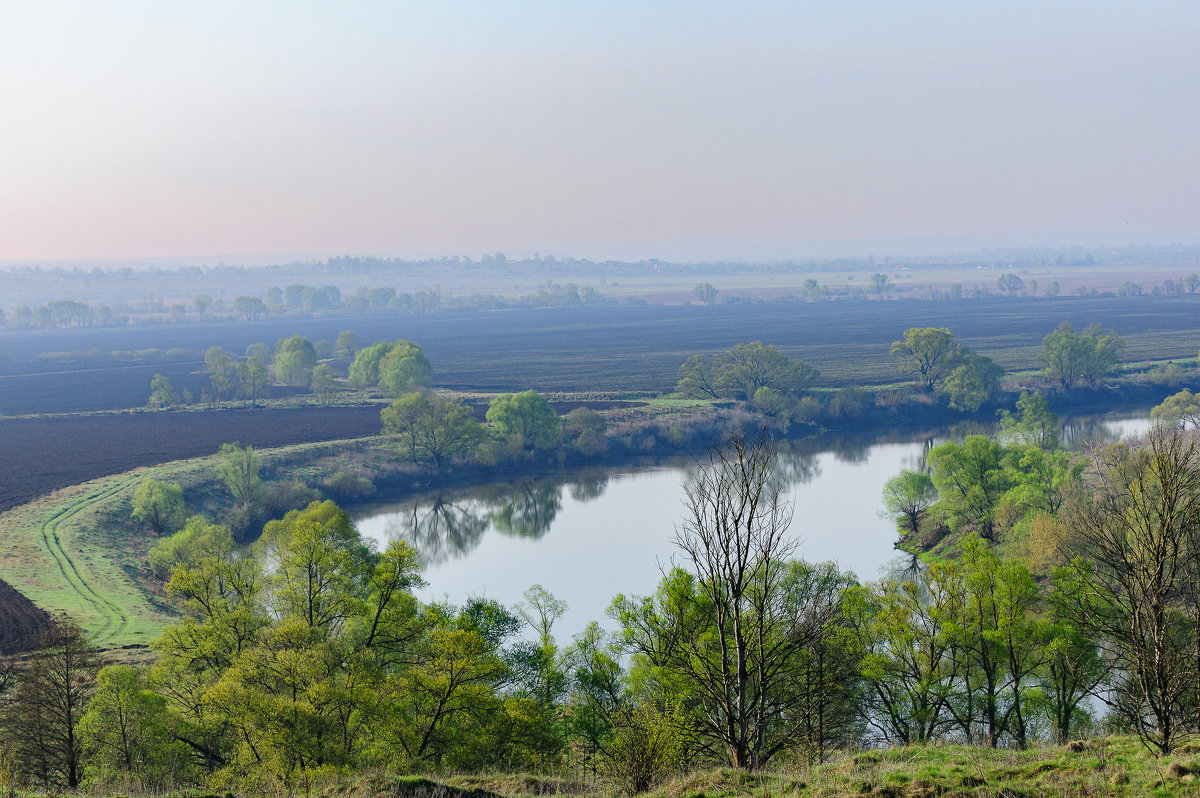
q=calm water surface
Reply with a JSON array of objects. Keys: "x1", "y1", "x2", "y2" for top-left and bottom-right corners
[{"x1": 355, "y1": 414, "x2": 1152, "y2": 638}]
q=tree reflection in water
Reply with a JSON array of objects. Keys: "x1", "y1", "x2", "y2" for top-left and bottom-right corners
[
  {"x1": 485, "y1": 481, "x2": 564, "y2": 538},
  {"x1": 383, "y1": 494, "x2": 490, "y2": 567},
  {"x1": 568, "y1": 473, "x2": 609, "y2": 502}
]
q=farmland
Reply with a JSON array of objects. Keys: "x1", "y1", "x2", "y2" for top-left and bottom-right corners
[{"x1": 2, "y1": 296, "x2": 1200, "y2": 416}]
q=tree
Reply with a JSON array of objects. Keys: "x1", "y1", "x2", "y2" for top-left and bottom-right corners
[
  {"x1": 676, "y1": 342, "x2": 818, "y2": 402},
  {"x1": 714, "y1": 342, "x2": 818, "y2": 401},
  {"x1": 130, "y1": 478, "x2": 187, "y2": 535},
  {"x1": 890, "y1": 328, "x2": 958, "y2": 392},
  {"x1": 997, "y1": 391, "x2": 1059, "y2": 450},
  {"x1": 997, "y1": 274, "x2": 1025, "y2": 294},
  {"x1": 78, "y1": 665, "x2": 195, "y2": 790},
  {"x1": 1057, "y1": 430, "x2": 1200, "y2": 755},
  {"x1": 146, "y1": 515, "x2": 235, "y2": 578},
  {"x1": 237, "y1": 355, "x2": 268, "y2": 406},
  {"x1": 1038, "y1": 322, "x2": 1125, "y2": 389},
  {"x1": 856, "y1": 569, "x2": 958, "y2": 745},
  {"x1": 487, "y1": 391, "x2": 561, "y2": 451},
  {"x1": 310, "y1": 363, "x2": 337, "y2": 406},
  {"x1": 870, "y1": 273, "x2": 891, "y2": 297},
  {"x1": 378, "y1": 341, "x2": 433, "y2": 397},
  {"x1": 1187, "y1": 273, "x2": 1200, "y2": 293},
  {"x1": 693, "y1": 283, "x2": 718, "y2": 304},
  {"x1": 1152, "y1": 388, "x2": 1200, "y2": 430},
  {"x1": 564, "y1": 407, "x2": 608, "y2": 456},
  {"x1": 936, "y1": 351, "x2": 1002, "y2": 412},
  {"x1": 232, "y1": 295, "x2": 267, "y2": 321},
  {"x1": 927, "y1": 435, "x2": 1012, "y2": 541},
  {"x1": 8, "y1": 623, "x2": 100, "y2": 789},
  {"x1": 204, "y1": 346, "x2": 235, "y2": 408},
  {"x1": 612, "y1": 433, "x2": 845, "y2": 769},
  {"x1": 148, "y1": 373, "x2": 177, "y2": 409},
  {"x1": 217, "y1": 443, "x2": 262, "y2": 509},
  {"x1": 334, "y1": 330, "x2": 359, "y2": 358},
  {"x1": 273, "y1": 335, "x2": 317, "y2": 386},
  {"x1": 382, "y1": 392, "x2": 486, "y2": 471},
  {"x1": 881, "y1": 469, "x2": 937, "y2": 537}
]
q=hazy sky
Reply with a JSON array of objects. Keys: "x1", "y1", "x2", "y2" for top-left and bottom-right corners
[{"x1": 2, "y1": 1, "x2": 1197, "y2": 262}]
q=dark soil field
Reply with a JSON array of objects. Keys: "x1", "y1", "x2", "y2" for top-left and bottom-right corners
[
  {"x1": 1, "y1": 296, "x2": 1199, "y2": 415},
  {"x1": 0, "y1": 406, "x2": 383, "y2": 513},
  {"x1": 0, "y1": 578, "x2": 53, "y2": 654}
]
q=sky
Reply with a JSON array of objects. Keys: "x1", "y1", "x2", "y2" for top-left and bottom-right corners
[{"x1": 1, "y1": 1, "x2": 1198, "y2": 263}]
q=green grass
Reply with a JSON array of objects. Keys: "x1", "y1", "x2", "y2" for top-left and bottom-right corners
[{"x1": 88, "y1": 737, "x2": 1200, "y2": 797}]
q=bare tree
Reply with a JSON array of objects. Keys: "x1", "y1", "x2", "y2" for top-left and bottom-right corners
[
  {"x1": 6, "y1": 622, "x2": 100, "y2": 788},
  {"x1": 1060, "y1": 429, "x2": 1200, "y2": 754}
]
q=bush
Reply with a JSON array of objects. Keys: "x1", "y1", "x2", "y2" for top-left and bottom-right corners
[{"x1": 325, "y1": 471, "x2": 376, "y2": 503}]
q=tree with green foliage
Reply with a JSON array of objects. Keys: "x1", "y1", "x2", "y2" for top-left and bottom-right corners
[
  {"x1": 856, "y1": 566, "x2": 960, "y2": 745},
  {"x1": 927, "y1": 436, "x2": 1012, "y2": 541},
  {"x1": 273, "y1": 335, "x2": 317, "y2": 386},
  {"x1": 348, "y1": 341, "x2": 393, "y2": 388},
  {"x1": 881, "y1": 469, "x2": 937, "y2": 537},
  {"x1": 890, "y1": 327, "x2": 959, "y2": 392},
  {"x1": 1038, "y1": 322, "x2": 1125, "y2": 389},
  {"x1": 146, "y1": 515, "x2": 234, "y2": 578},
  {"x1": 378, "y1": 341, "x2": 433, "y2": 396},
  {"x1": 204, "y1": 346, "x2": 235, "y2": 407},
  {"x1": 1151, "y1": 388, "x2": 1200, "y2": 429},
  {"x1": 216, "y1": 443, "x2": 262, "y2": 509},
  {"x1": 78, "y1": 665, "x2": 196, "y2": 791},
  {"x1": 612, "y1": 433, "x2": 848, "y2": 769},
  {"x1": 997, "y1": 392, "x2": 1059, "y2": 450},
  {"x1": 310, "y1": 363, "x2": 337, "y2": 405},
  {"x1": 1041, "y1": 577, "x2": 1105, "y2": 745},
  {"x1": 675, "y1": 342, "x2": 818, "y2": 402},
  {"x1": 382, "y1": 392, "x2": 485, "y2": 472},
  {"x1": 237, "y1": 355, "x2": 268, "y2": 405},
  {"x1": 487, "y1": 390, "x2": 561, "y2": 452},
  {"x1": 333, "y1": 329, "x2": 359, "y2": 358},
  {"x1": 937, "y1": 350, "x2": 1002, "y2": 412},
  {"x1": 130, "y1": 478, "x2": 187, "y2": 535},
  {"x1": 148, "y1": 373, "x2": 177, "y2": 409},
  {"x1": 563, "y1": 407, "x2": 608, "y2": 455}
]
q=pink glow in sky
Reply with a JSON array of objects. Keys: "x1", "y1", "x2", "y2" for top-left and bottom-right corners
[{"x1": 1, "y1": 1, "x2": 1198, "y2": 262}]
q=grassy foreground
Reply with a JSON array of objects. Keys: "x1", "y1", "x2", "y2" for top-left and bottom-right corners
[
  {"x1": 66, "y1": 738, "x2": 1200, "y2": 797},
  {"x1": 329, "y1": 738, "x2": 1200, "y2": 798}
]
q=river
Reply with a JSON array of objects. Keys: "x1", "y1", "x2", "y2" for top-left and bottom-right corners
[{"x1": 355, "y1": 414, "x2": 1152, "y2": 640}]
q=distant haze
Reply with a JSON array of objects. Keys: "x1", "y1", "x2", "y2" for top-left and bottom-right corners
[{"x1": 2, "y1": 2, "x2": 1198, "y2": 262}]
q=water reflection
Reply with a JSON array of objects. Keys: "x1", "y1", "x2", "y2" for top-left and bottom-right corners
[
  {"x1": 484, "y1": 481, "x2": 563, "y2": 538},
  {"x1": 382, "y1": 495, "x2": 490, "y2": 567}
]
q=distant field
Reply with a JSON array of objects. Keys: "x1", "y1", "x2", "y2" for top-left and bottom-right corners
[
  {"x1": 0, "y1": 406, "x2": 383, "y2": 513},
  {"x1": 1, "y1": 296, "x2": 1198, "y2": 414}
]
